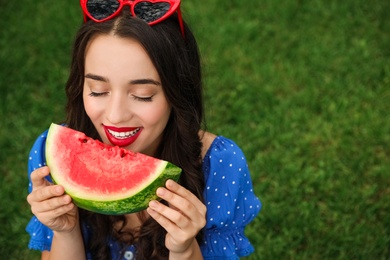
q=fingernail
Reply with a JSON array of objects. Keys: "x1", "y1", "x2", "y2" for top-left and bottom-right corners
[
  {"x1": 166, "y1": 179, "x2": 175, "y2": 188},
  {"x1": 55, "y1": 186, "x2": 62, "y2": 194},
  {"x1": 149, "y1": 200, "x2": 158, "y2": 208},
  {"x1": 157, "y1": 187, "x2": 165, "y2": 196},
  {"x1": 64, "y1": 195, "x2": 71, "y2": 204}
]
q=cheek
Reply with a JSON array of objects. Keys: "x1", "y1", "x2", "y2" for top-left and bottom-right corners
[
  {"x1": 144, "y1": 103, "x2": 171, "y2": 127},
  {"x1": 83, "y1": 91, "x2": 99, "y2": 121}
]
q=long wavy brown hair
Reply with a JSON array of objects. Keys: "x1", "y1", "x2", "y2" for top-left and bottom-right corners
[{"x1": 64, "y1": 11, "x2": 205, "y2": 259}]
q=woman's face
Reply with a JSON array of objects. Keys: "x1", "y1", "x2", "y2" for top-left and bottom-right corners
[{"x1": 83, "y1": 34, "x2": 171, "y2": 156}]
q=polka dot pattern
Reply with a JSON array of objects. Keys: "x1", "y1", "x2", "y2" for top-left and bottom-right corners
[
  {"x1": 26, "y1": 131, "x2": 261, "y2": 259},
  {"x1": 201, "y1": 136, "x2": 261, "y2": 258}
]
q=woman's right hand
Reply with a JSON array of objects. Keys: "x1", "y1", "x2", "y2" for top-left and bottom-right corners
[{"x1": 27, "y1": 166, "x2": 79, "y2": 233}]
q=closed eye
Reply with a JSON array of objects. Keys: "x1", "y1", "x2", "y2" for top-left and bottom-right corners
[
  {"x1": 132, "y1": 95, "x2": 154, "y2": 102},
  {"x1": 89, "y1": 91, "x2": 109, "y2": 97}
]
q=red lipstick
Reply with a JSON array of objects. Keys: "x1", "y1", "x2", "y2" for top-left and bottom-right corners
[{"x1": 103, "y1": 124, "x2": 142, "y2": 147}]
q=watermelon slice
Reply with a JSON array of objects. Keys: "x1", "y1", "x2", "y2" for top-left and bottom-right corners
[{"x1": 45, "y1": 123, "x2": 181, "y2": 215}]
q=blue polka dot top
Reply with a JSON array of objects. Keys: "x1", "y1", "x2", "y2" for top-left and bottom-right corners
[{"x1": 26, "y1": 130, "x2": 261, "y2": 259}]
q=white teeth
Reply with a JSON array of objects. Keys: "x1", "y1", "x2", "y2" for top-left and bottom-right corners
[{"x1": 108, "y1": 128, "x2": 140, "y2": 139}]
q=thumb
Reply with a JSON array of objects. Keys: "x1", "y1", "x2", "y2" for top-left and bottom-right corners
[{"x1": 30, "y1": 166, "x2": 51, "y2": 190}]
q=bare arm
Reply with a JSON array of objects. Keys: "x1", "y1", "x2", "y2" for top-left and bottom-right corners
[
  {"x1": 40, "y1": 222, "x2": 86, "y2": 260},
  {"x1": 41, "y1": 222, "x2": 86, "y2": 260},
  {"x1": 169, "y1": 239, "x2": 203, "y2": 260}
]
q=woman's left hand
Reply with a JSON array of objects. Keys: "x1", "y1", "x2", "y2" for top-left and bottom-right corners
[{"x1": 147, "y1": 179, "x2": 206, "y2": 255}]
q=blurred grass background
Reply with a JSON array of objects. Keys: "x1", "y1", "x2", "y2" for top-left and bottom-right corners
[{"x1": 1, "y1": 0, "x2": 389, "y2": 259}]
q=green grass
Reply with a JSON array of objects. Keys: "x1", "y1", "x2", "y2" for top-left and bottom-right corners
[{"x1": 1, "y1": 0, "x2": 389, "y2": 259}]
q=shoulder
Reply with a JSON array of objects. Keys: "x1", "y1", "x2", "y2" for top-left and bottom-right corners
[
  {"x1": 29, "y1": 129, "x2": 48, "y2": 150},
  {"x1": 27, "y1": 129, "x2": 50, "y2": 192},
  {"x1": 200, "y1": 131, "x2": 246, "y2": 159},
  {"x1": 28, "y1": 124, "x2": 65, "y2": 168},
  {"x1": 28, "y1": 130, "x2": 49, "y2": 171},
  {"x1": 199, "y1": 131, "x2": 217, "y2": 159},
  {"x1": 201, "y1": 133, "x2": 250, "y2": 184},
  {"x1": 202, "y1": 133, "x2": 247, "y2": 163}
]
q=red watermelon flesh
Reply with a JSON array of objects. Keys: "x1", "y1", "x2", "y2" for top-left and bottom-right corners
[{"x1": 45, "y1": 123, "x2": 181, "y2": 215}]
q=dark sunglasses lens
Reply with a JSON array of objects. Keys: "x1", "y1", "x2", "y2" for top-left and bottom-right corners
[
  {"x1": 134, "y1": 2, "x2": 171, "y2": 23},
  {"x1": 87, "y1": 0, "x2": 120, "y2": 20}
]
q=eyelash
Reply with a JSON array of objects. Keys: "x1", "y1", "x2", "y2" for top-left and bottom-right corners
[
  {"x1": 132, "y1": 95, "x2": 153, "y2": 102},
  {"x1": 88, "y1": 92, "x2": 108, "y2": 97},
  {"x1": 88, "y1": 92, "x2": 153, "y2": 102}
]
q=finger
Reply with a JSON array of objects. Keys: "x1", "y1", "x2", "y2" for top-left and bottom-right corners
[
  {"x1": 44, "y1": 201, "x2": 75, "y2": 219},
  {"x1": 31, "y1": 196, "x2": 74, "y2": 219},
  {"x1": 37, "y1": 202, "x2": 76, "y2": 227},
  {"x1": 37, "y1": 193, "x2": 73, "y2": 213},
  {"x1": 30, "y1": 166, "x2": 51, "y2": 190},
  {"x1": 56, "y1": 203, "x2": 76, "y2": 219},
  {"x1": 166, "y1": 180, "x2": 206, "y2": 212},
  {"x1": 158, "y1": 182, "x2": 206, "y2": 223},
  {"x1": 146, "y1": 201, "x2": 187, "y2": 235},
  {"x1": 38, "y1": 185, "x2": 66, "y2": 201},
  {"x1": 28, "y1": 185, "x2": 65, "y2": 206},
  {"x1": 147, "y1": 202, "x2": 199, "y2": 253},
  {"x1": 148, "y1": 200, "x2": 190, "y2": 230},
  {"x1": 156, "y1": 187, "x2": 193, "y2": 218}
]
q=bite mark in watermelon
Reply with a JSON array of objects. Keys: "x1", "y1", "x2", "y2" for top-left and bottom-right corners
[{"x1": 45, "y1": 123, "x2": 181, "y2": 215}]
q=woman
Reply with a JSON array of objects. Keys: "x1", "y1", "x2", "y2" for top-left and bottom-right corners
[{"x1": 27, "y1": 1, "x2": 261, "y2": 259}]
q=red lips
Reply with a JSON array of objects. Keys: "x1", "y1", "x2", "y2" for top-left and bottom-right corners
[{"x1": 102, "y1": 124, "x2": 142, "y2": 147}]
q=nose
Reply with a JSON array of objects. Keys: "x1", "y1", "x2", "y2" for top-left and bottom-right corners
[{"x1": 106, "y1": 92, "x2": 132, "y2": 124}]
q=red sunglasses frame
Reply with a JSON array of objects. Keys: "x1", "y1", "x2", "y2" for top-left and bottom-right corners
[{"x1": 80, "y1": 0, "x2": 185, "y2": 37}]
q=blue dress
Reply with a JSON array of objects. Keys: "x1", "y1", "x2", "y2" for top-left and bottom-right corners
[{"x1": 26, "y1": 130, "x2": 261, "y2": 259}]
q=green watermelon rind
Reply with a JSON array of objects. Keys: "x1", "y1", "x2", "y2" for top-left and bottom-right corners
[{"x1": 69, "y1": 163, "x2": 181, "y2": 215}]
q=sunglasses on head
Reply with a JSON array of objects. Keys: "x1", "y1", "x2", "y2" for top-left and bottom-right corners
[{"x1": 80, "y1": 0, "x2": 185, "y2": 37}]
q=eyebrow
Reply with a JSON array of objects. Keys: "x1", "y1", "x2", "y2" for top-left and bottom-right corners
[
  {"x1": 85, "y1": 73, "x2": 108, "y2": 82},
  {"x1": 85, "y1": 73, "x2": 161, "y2": 86},
  {"x1": 130, "y1": 79, "x2": 161, "y2": 86}
]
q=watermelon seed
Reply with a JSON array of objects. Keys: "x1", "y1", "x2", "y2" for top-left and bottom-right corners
[{"x1": 79, "y1": 138, "x2": 88, "y2": 143}]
